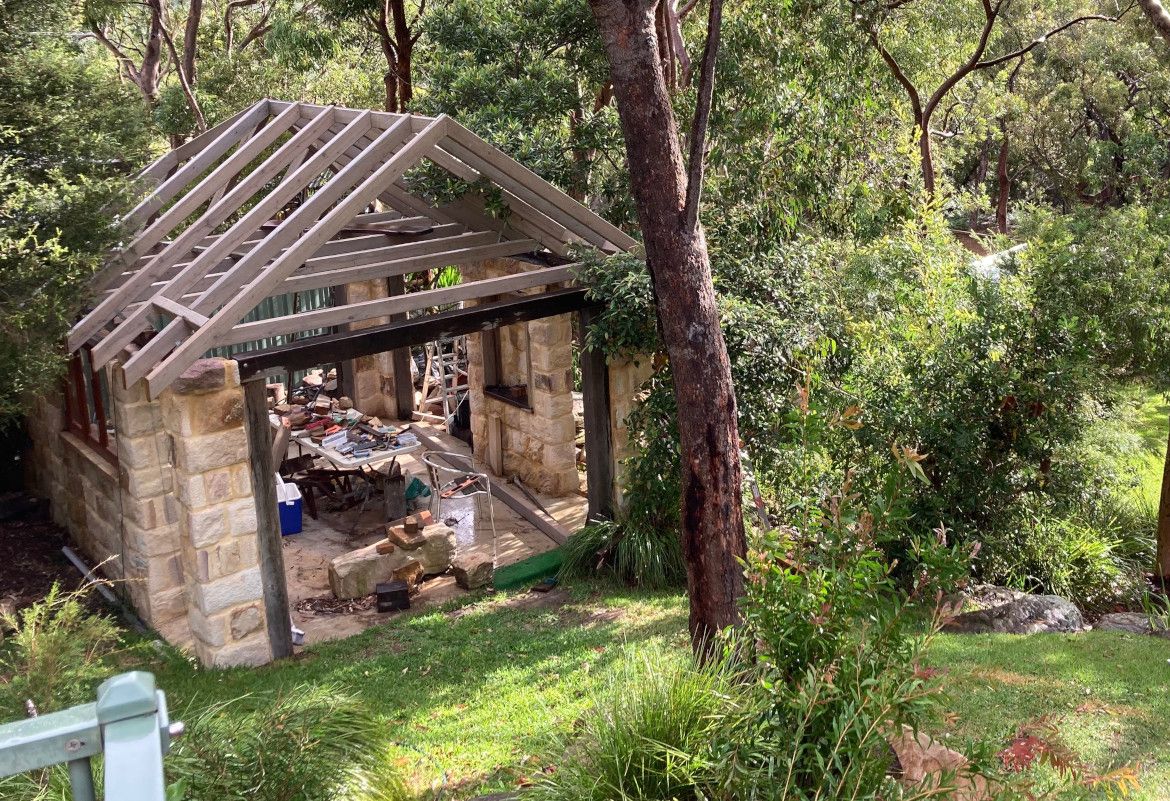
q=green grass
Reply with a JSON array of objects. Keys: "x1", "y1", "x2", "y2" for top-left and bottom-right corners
[
  {"x1": 1113, "y1": 383, "x2": 1169, "y2": 508},
  {"x1": 928, "y1": 631, "x2": 1170, "y2": 800},
  {"x1": 144, "y1": 583, "x2": 690, "y2": 799},
  {"x1": 123, "y1": 582, "x2": 1170, "y2": 800}
]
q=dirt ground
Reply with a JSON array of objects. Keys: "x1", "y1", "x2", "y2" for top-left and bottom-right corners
[{"x1": 0, "y1": 497, "x2": 81, "y2": 610}]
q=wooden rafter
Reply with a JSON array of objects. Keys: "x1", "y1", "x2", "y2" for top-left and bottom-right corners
[{"x1": 70, "y1": 100, "x2": 636, "y2": 398}]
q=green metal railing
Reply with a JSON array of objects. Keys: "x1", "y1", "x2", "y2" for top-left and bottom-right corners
[{"x1": 0, "y1": 672, "x2": 181, "y2": 801}]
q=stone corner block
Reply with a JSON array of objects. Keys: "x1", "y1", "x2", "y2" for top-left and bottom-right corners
[
  {"x1": 172, "y1": 359, "x2": 231, "y2": 395},
  {"x1": 193, "y1": 565, "x2": 263, "y2": 616}
]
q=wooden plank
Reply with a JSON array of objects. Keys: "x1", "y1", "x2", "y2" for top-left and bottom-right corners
[
  {"x1": 144, "y1": 116, "x2": 450, "y2": 396},
  {"x1": 122, "y1": 102, "x2": 272, "y2": 232},
  {"x1": 443, "y1": 192, "x2": 573, "y2": 259},
  {"x1": 441, "y1": 121, "x2": 638, "y2": 251},
  {"x1": 132, "y1": 102, "x2": 263, "y2": 191},
  {"x1": 579, "y1": 306, "x2": 614, "y2": 520},
  {"x1": 151, "y1": 296, "x2": 209, "y2": 328},
  {"x1": 242, "y1": 376, "x2": 294, "y2": 660},
  {"x1": 409, "y1": 429, "x2": 569, "y2": 545},
  {"x1": 278, "y1": 239, "x2": 539, "y2": 295},
  {"x1": 387, "y1": 274, "x2": 415, "y2": 421},
  {"x1": 74, "y1": 106, "x2": 341, "y2": 358},
  {"x1": 426, "y1": 145, "x2": 579, "y2": 255},
  {"x1": 190, "y1": 114, "x2": 418, "y2": 318},
  {"x1": 269, "y1": 100, "x2": 436, "y2": 128},
  {"x1": 107, "y1": 108, "x2": 362, "y2": 375},
  {"x1": 121, "y1": 103, "x2": 304, "y2": 269},
  {"x1": 233, "y1": 287, "x2": 589, "y2": 376},
  {"x1": 220, "y1": 264, "x2": 573, "y2": 347}
]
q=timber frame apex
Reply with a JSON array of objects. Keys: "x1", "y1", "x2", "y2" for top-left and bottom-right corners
[{"x1": 68, "y1": 98, "x2": 637, "y2": 398}]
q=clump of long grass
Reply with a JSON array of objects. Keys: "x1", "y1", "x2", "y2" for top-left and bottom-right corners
[
  {"x1": 532, "y1": 650, "x2": 733, "y2": 801},
  {"x1": 559, "y1": 519, "x2": 685, "y2": 589}
]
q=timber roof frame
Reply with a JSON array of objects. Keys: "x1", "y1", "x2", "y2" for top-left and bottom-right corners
[{"x1": 69, "y1": 98, "x2": 637, "y2": 398}]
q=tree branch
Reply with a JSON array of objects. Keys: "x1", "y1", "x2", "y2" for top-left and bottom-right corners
[
  {"x1": 975, "y1": 9, "x2": 1131, "y2": 70},
  {"x1": 870, "y1": 32, "x2": 922, "y2": 124},
  {"x1": 1139, "y1": 0, "x2": 1170, "y2": 43},
  {"x1": 682, "y1": 0, "x2": 723, "y2": 234}
]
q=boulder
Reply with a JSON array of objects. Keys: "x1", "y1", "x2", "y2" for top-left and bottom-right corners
[
  {"x1": 453, "y1": 555, "x2": 493, "y2": 590},
  {"x1": 1094, "y1": 612, "x2": 1169, "y2": 637},
  {"x1": 418, "y1": 527, "x2": 456, "y2": 575},
  {"x1": 943, "y1": 594, "x2": 1083, "y2": 634},
  {"x1": 329, "y1": 542, "x2": 416, "y2": 599}
]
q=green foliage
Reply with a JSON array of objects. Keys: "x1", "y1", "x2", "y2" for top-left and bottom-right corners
[
  {"x1": 0, "y1": 583, "x2": 124, "y2": 717},
  {"x1": 0, "y1": 0, "x2": 148, "y2": 422},
  {"x1": 167, "y1": 684, "x2": 408, "y2": 801},
  {"x1": 532, "y1": 650, "x2": 731, "y2": 801}
]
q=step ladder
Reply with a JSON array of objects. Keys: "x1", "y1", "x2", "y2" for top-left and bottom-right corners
[{"x1": 417, "y1": 337, "x2": 468, "y2": 423}]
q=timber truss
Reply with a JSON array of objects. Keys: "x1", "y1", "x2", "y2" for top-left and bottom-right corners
[{"x1": 69, "y1": 99, "x2": 636, "y2": 397}]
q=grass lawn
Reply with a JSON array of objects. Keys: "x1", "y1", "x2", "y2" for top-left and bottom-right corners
[
  {"x1": 1112, "y1": 383, "x2": 1169, "y2": 508},
  {"x1": 131, "y1": 580, "x2": 1170, "y2": 800}
]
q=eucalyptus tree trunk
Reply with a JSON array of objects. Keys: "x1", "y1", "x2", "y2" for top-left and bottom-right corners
[
  {"x1": 1157, "y1": 420, "x2": 1170, "y2": 580},
  {"x1": 588, "y1": 0, "x2": 747, "y2": 651}
]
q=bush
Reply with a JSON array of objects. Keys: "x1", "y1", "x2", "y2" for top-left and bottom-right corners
[{"x1": 0, "y1": 583, "x2": 124, "y2": 717}]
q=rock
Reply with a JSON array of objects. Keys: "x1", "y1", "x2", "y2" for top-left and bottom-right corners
[
  {"x1": 393, "y1": 560, "x2": 424, "y2": 590},
  {"x1": 329, "y1": 542, "x2": 415, "y2": 599},
  {"x1": 388, "y1": 524, "x2": 425, "y2": 551},
  {"x1": 172, "y1": 358, "x2": 228, "y2": 395},
  {"x1": 418, "y1": 527, "x2": 456, "y2": 575},
  {"x1": 338, "y1": 396, "x2": 354, "y2": 410},
  {"x1": 1094, "y1": 612, "x2": 1169, "y2": 637},
  {"x1": 453, "y1": 555, "x2": 493, "y2": 590},
  {"x1": 888, "y1": 725, "x2": 991, "y2": 801},
  {"x1": 941, "y1": 584, "x2": 1025, "y2": 615},
  {"x1": 943, "y1": 594, "x2": 1084, "y2": 634}
]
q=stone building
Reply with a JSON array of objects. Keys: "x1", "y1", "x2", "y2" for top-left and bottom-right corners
[{"x1": 25, "y1": 100, "x2": 651, "y2": 667}]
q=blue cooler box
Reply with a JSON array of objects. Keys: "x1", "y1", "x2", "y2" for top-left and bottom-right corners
[{"x1": 276, "y1": 476, "x2": 303, "y2": 536}]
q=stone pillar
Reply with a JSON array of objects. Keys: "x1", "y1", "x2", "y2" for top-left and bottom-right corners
[
  {"x1": 111, "y1": 364, "x2": 189, "y2": 645},
  {"x1": 342, "y1": 279, "x2": 399, "y2": 418},
  {"x1": 606, "y1": 355, "x2": 654, "y2": 510},
  {"x1": 159, "y1": 358, "x2": 270, "y2": 667}
]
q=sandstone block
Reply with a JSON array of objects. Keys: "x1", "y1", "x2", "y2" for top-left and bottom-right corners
[
  {"x1": 193, "y1": 565, "x2": 263, "y2": 615},
  {"x1": 199, "y1": 633, "x2": 271, "y2": 668},
  {"x1": 172, "y1": 359, "x2": 229, "y2": 395},
  {"x1": 453, "y1": 555, "x2": 493, "y2": 590},
  {"x1": 186, "y1": 507, "x2": 228, "y2": 548},
  {"x1": 175, "y1": 429, "x2": 248, "y2": 474},
  {"x1": 189, "y1": 609, "x2": 229, "y2": 647},
  {"x1": 226, "y1": 497, "x2": 258, "y2": 536},
  {"x1": 230, "y1": 604, "x2": 264, "y2": 640},
  {"x1": 418, "y1": 527, "x2": 456, "y2": 576},
  {"x1": 329, "y1": 543, "x2": 416, "y2": 599}
]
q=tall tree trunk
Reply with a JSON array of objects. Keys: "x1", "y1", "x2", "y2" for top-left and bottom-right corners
[
  {"x1": 183, "y1": 0, "x2": 203, "y2": 83},
  {"x1": 1157, "y1": 416, "x2": 1170, "y2": 580},
  {"x1": 995, "y1": 125, "x2": 1010, "y2": 233},
  {"x1": 390, "y1": 0, "x2": 413, "y2": 111},
  {"x1": 588, "y1": 0, "x2": 746, "y2": 652}
]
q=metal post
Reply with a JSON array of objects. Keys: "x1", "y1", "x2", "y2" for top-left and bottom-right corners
[{"x1": 67, "y1": 758, "x2": 96, "y2": 801}]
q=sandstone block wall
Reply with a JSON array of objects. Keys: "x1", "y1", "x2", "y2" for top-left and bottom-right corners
[
  {"x1": 25, "y1": 358, "x2": 273, "y2": 668},
  {"x1": 160, "y1": 358, "x2": 270, "y2": 667},
  {"x1": 606, "y1": 356, "x2": 655, "y2": 510},
  {"x1": 466, "y1": 258, "x2": 579, "y2": 497}
]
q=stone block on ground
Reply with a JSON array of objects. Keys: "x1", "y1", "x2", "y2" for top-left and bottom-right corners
[
  {"x1": 453, "y1": 555, "x2": 493, "y2": 590},
  {"x1": 418, "y1": 527, "x2": 456, "y2": 576},
  {"x1": 943, "y1": 594, "x2": 1083, "y2": 635},
  {"x1": 1094, "y1": 611, "x2": 1170, "y2": 637},
  {"x1": 393, "y1": 560, "x2": 424, "y2": 590},
  {"x1": 887, "y1": 724, "x2": 991, "y2": 801},
  {"x1": 329, "y1": 542, "x2": 416, "y2": 599}
]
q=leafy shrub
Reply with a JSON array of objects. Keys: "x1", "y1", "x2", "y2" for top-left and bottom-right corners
[
  {"x1": 0, "y1": 583, "x2": 124, "y2": 717},
  {"x1": 168, "y1": 684, "x2": 409, "y2": 801},
  {"x1": 560, "y1": 518, "x2": 686, "y2": 590}
]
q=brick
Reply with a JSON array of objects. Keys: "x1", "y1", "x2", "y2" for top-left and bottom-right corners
[{"x1": 193, "y1": 566, "x2": 263, "y2": 615}]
